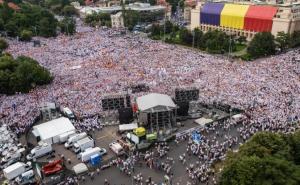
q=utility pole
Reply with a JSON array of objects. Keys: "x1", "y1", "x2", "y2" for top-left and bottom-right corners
[
  {"x1": 32, "y1": 26, "x2": 37, "y2": 36},
  {"x1": 192, "y1": 30, "x2": 195, "y2": 48},
  {"x1": 164, "y1": 14, "x2": 166, "y2": 42},
  {"x1": 228, "y1": 34, "x2": 232, "y2": 61}
]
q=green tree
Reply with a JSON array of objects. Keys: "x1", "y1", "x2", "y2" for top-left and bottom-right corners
[
  {"x1": 0, "y1": 3, "x2": 58, "y2": 38},
  {"x1": 38, "y1": 17, "x2": 57, "y2": 37},
  {"x1": 290, "y1": 31, "x2": 300, "y2": 48},
  {"x1": 220, "y1": 132, "x2": 300, "y2": 185},
  {"x1": 84, "y1": 12, "x2": 99, "y2": 26},
  {"x1": 84, "y1": 12, "x2": 111, "y2": 27},
  {"x1": 275, "y1": 32, "x2": 291, "y2": 51},
  {"x1": 98, "y1": 13, "x2": 111, "y2": 26},
  {"x1": 0, "y1": 3, "x2": 14, "y2": 23},
  {"x1": 4, "y1": 20, "x2": 18, "y2": 37},
  {"x1": 59, "y1": 17, "x2": 76, "y2": 35},
  {"x1": 247, "y1": 32, "x2": 276, "y2": 58},
  {"x1": 148, "y1": 0, "x2": 156, "y2": 5},
  {"x1": 0, "y1": 18, "x2": 4, "y2": 31},
  {"x1": 19, "y1": 30, "x2": 33, "y2": 41},
  {"x1": 0, "y1": 70, "x2": 11, "y2": 94},
  {"x1": 0, "y1": 55, "x2": 53, "y2": 94},
  {"x1": 193, "y1": 28, "x2": 203, "y2": 49},
  {"x1": 179, "y1": 28, "x2": 192, "y2": 45},
  {"x1": 236, "y1": 36, "x2": 247, "y2": 45},
  {"x1": 151, "y1": 24, "x2": 161, "y2": 37},
  {"x1": 62, "y1": 5, "x2": 77, "y2": 16},
  {"x1": 164, "y1": 20, "x2": 173, "y2": 34},
  {"x1": 123, "y1": 10, "x2": 140, "y2": 31},
  {"x1": 0, "y1": 38, "x2": 8, "y2": 53},
  {"x1": 202, "y1": 30, "x2": 233, "y2": 54}
]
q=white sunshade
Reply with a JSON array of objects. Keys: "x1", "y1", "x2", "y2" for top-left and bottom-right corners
[
  {"x1": 136, "y1": 93, "x2": 176, "y2": 111},
  {"x1": 33, "y1": 117, "x2": 75, "y2": 142},
  {"x1": 194, "y1": 118, "x2": 213, "y2": 127},
  {"x1": 73, "y1": 163, "x2": 88, "y2": 175}
]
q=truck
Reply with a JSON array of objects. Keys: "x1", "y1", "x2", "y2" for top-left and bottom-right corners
[
  {"x1": 15, "y1": 170, "x2": 35, "y2": 184},
  {"x1": 80, "y1": 147, "x2": 101, "y2": 162},
  {"x1": 72, "y1": 136, "x2": 94, "y2": 154},
  {"x1": 126, "y1": 133, "x2": 139, "y2": 144},
  {"x1": 3, "y1": 162, "x2": 32, "y2": 180},
  {"x1": 26, "y1": 142, "x2": 53, "y2": 160},
  {"x1": 59, "y1": 131, "x2": 76, "y2": 143},
  {"x1": 64, "y1": 132, "x2": 87, "y2": 149},
  {"x1": 109, "y1": 142, "x2": 124, "y2": 156}
]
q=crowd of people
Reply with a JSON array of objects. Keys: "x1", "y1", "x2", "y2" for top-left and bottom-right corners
[
  {"x1": 0, "y1": 23, "x2": 299, "y2": 134},
  {"x1": 0, "y1": 22, "x2": 299, "y2": 184}
]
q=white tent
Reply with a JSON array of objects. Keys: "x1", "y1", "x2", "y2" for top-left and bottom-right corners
[
  {"x1": 73, "y1": 163, "x2": 88, "y2": 175},
  {"x1": 194, "y1": 118, "x2": 213, "y2": 127},
  {"x1": 32, "y1": 117, "x2": 75, "y2": 144}
]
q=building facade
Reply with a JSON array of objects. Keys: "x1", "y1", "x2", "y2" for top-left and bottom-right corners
[
  {"x1": 111, "y1": 12, "x2": 124, "y2": 28},
  {"x1": 190, "y1": 2, "x2": 300, "y2": 40}
]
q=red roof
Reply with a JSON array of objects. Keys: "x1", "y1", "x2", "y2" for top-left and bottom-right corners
[
  {"x1": 0, "y1": 0, "x2": 20, "y2": 10},
  {"x1": 85, "y1": 0, "x2": 93, "y2": 6},
  {"x1": 8, "y1": 2, "x2": 20, "y2": 10}
]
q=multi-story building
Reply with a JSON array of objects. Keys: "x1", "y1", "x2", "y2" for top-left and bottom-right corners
[{"x1": 190, "y1": 2, "x2": 300, "y2": 40}]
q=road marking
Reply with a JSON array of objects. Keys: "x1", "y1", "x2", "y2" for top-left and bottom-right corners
[{"x1": 97, "y1": 135, "x2": 108, "y2": 140}]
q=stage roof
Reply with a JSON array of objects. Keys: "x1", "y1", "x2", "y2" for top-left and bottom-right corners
[{"x1": 136, "y1": 93, "x2": 176, "y2": 112}]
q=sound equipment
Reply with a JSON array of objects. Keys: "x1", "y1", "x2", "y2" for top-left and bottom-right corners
[
  {"x1": 102, "y1": 94, "x2": 131, "y2": 111},
  {"x1": 126, "y1": 95, "x2": 131, "y2": 108},
  {"x1": 129, "y1": 84, "x2": 150, "y2": 93},
  {"x1": 177, "y1": 102, "x2": 189, "y2": 117},
  {"x1": 175, "y1": 88, "x2": 199, "y2": 102},
  {"x1": 118, "y1": 108, "x2": 133, "y2": 124}
]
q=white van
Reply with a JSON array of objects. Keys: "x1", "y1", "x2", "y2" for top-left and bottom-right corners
[
  {"x1": 65, "y1": 132, "x2": 87, "y2": 149},
  {"x1": 62, "y1": 107, "x2": 75, "y2": 119},
  {"x1": 59, "y1": 131, "x2": 76, "y2": 143}
]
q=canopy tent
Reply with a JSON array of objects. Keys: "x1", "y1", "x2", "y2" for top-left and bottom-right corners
[
  {"x1": 194, "y1": 118, "x2": 213, "y2": 127},
  {"x1": 32, "y1": 117, "x2": 75, "y2": 144},
  {"x1": 73, "y1": 163, "x2": 88, "y2": 175}
]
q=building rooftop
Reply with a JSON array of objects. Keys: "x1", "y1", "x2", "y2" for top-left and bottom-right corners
[{"x1": 78, "y1": 3, "x2": 166, "y2": 14}]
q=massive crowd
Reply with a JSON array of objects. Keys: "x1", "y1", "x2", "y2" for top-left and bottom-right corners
[
  {"x1": 1, "y1": 23, "x2": 299, "y2": 134},
  {"x1": 1, "y1": 20, "x2": 298, "y2": 184}
]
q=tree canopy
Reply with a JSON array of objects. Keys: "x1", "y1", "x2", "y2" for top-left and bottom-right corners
[
  {"x1": 59, "y1": 17, "x2": 76, "y2": 35},
  {"x1": 0, "y1": 38, "x2": 8, "y2": 53},
  {"x1": 220, "y1": 132, "x2": 300, "y2": 185},
  {"x1": 0, "y1": 55, "x2": 53, "y2": 94},
  {"x1": 0, "y1": 3, "x2": 58, "y2": 38},
  {"x1": 247, "y1": 32, "x2": 276, "y2": 58},
  {"x1": 84, "y1": 12, "x2": 111, "y2": 27}
]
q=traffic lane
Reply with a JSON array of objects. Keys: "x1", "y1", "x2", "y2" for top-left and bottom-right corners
[
  {"x1": 92, "y1": 126, "x2": 121, "y2": 161},
  {"x1": 84, "y1": 122, "x2": 243, "y2": 185},
  {"x1": 82, "y1": 166, "x2": 131, "y2": 185}
]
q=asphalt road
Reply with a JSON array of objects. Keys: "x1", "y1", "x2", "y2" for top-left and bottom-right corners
[{"x1": 81, "y1": 120, "x2": 243, "y2": 185}]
